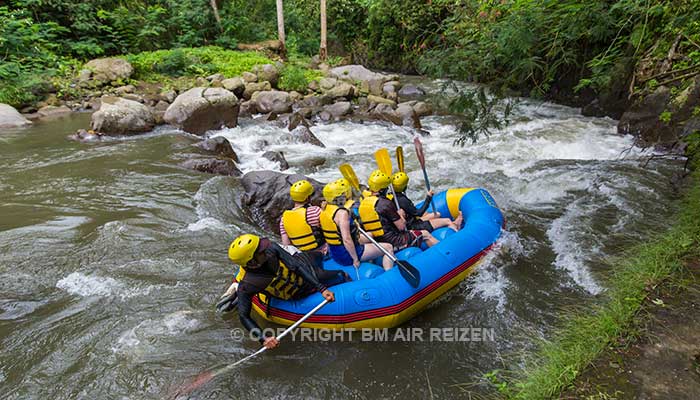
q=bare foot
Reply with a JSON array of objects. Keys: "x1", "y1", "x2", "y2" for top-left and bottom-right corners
[{"x1": 453, "y1": 212, "x2": 464, "y2": 230}]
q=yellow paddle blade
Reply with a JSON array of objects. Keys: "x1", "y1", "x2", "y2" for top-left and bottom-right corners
[
  {"x1": 339, "y1": 163, "x2": 361, "y2": 191},
  {"x1": 374, "y1": 148, "x2": 393, "y2": 176},
  {"x1": 396, "y1": 146, "x2": 405, "y2": 173}
]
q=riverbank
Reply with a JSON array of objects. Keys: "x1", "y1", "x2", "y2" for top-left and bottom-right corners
[
  {"x1": 504, "y1": 165, "x2": 700, "y2": 399},
  {"x1": 564, "y1": 258, "x2": 700, "y2": 399}
]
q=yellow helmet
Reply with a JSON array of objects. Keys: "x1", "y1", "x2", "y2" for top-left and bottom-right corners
[
  {"x1": 323, "y1": 181, "x2": 346, "y2": 203},
  {"x1": 290, "y1": 179, "x2": 314, "y2": 202},
  {"x1": 334, "y1": 178, "x2": 352, "y2": 198},
  {"x1": 392, "y1": 172, "x2": 409, "y2": 192},
  {"x1": 228, "y1": 234, "x2": 260, "y2": 266},
  {"x1": 368, "y1": 170, "x2": 391, "y2": 192}
]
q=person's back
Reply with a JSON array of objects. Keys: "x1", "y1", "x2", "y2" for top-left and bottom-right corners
[
  {"x1": 360, "y1": 170, "x2": 438, "y2": 251},
  {"x1": 280, "y1": 179, "x2": 326, "y2": 252}
]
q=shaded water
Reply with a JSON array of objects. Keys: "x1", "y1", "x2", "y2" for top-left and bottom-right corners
[{"x1": 0, "y1": 86, "x2": 683, "y2": 399}]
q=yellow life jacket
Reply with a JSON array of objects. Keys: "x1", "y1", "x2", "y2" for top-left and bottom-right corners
[
  {"x1": 320, "y1": 205, "x2": 359, "y2": 246},
  {"x1": 281, "y1": 206, "x2": 322, "y2": 251},
  {"x1": 320, "y1": 204, "x2": 343, "y2": 245},
  {"x1": 236, "y1": 262, "x2": 304, "y2": 300},
  {"x1": 359, "y1": 196, "x2": 384, "y2": 237},
  {"x1": 344, "y1": 198, "x2": 356, "y2": 210}
]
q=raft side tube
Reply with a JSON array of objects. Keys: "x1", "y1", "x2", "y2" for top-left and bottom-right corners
[{"x1": 260, "y1": 187, "x2": 504, "y2": 329}]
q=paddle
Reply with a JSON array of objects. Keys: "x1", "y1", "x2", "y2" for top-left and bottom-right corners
[
  {"x1": 170, "y1": 298, "x2": 330, "y2": 399},
  {"x1": 374, "y1": 148, "x2": 401, "y2": 209},
  {"x1": 339, "y1": 163, "x2": 420, "y2": 288},
  {"x1": 357, "y1": 227, "x2": 420, "y2": 288},
  {"x1": 413, "y1": 137, "x2": 437, "y2": 213},
  {"x1": 396, "y1": 146, "x2": 405, "y2": 173},
  {"x1": 339, "y1": 163, "x2": 361, "y2": 198}
]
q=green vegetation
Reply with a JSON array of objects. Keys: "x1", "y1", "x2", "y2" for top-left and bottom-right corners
[
  {"x1": 278, "y1": 65, "x2": 324, "y2": 92},
  {"x1": 659, "y1": 110, "x2": 673, "y2": 123},
  {"x1": 4, "y1": 0, "x2": 699, "y2": 108},
  {"x1": 127, "y1": 47, "x2": 272, "y2": 81},
  {"x1": 502, "y1": 166, "x2": 700, "y2": 399}
]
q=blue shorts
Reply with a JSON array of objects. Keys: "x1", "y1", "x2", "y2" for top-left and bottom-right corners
[{"x1": 329, "y1": 244, "x2": 364, "y2": 266}]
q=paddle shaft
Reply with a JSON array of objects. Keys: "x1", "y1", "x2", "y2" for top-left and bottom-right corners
[
  {"x1": 358, "y1": 227, "x2": 399, "y2": 263},
  {"x1": 414, "y1": 138, "x2": 437, "y2": 213},
  {"x1": 210, "y1": 299, "x2": 329, "y2": 374}
]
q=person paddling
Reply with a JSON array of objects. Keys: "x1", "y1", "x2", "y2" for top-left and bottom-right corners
[
  {"x1": 359, "y1": 170, "x2": 438, "y2": 251},
  {"x1": 279, "y1": 179, "x2": 327, "y2": 254},
  {"x1": 320, "y1": 180, "x2": 395, "y2": 271},
  {"x1": 223, "y1": 234, "x2": 343, "y2": 349},
  {"x1": 391, "y1": 172, "x2": 463, "y2": 232}
]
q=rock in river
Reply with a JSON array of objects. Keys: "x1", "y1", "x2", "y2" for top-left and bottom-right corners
[
  {"x1": 241, "y1": 171, "x2": 324, "y2": 231},
  {"x1": 0, "y1": 104, "x2": 32, "y2": 128},
  {"x1": 164, "y1": 87, "x2": 239, "y2": 135},
  {"x1": 90, "y1": 97, "x2": 155, "y2": 135}
]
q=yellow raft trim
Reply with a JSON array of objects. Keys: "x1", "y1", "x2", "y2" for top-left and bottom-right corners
[{"x1": 446, "y1": 188, "x2": 474, "y2": 219}]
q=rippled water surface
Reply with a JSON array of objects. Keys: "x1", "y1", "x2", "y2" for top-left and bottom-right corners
[{"x1": 0, "y1": 83, "x2": 683, "y2": 399}]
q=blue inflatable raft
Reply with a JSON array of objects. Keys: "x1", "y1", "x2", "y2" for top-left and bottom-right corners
[{"x1": 249, "y1": 187, "x2": 504, "y2": 329}]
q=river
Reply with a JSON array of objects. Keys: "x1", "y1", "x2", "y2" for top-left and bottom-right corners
[{"x1": 0, "y1": 81, "x2": 683, "y2": 399}]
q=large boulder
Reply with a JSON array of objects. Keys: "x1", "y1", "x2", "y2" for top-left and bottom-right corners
[
  {"x1": 91, "y1": 97, "x2": 155, "y2": 135},
  {"x1": 181, "y1": 158, "x2": 241, "y2": 176},
  {"x1": 398, "y1": 84, "x2": 426, "y2": 99},
  {"x1": 324, "y1": 101, "x2": 353, "y2": 118},
  {"x1": 222, "y1": 77, "x2": 246, "y2": 97},
  {"x1": 330, "y1": 65, "x2": 392, "y2": 84},
  {"x1": 413, "y1": 101, "x2": 432, "y2": 117},
  {"x1": 253, "y1": 64, "x2": 280, "y2": 87},
  {"x1": 84, "y1": 58, "x2": 133, "y2": 83},
  {"x1": 618, "y1": 86, "x2": 674, "y2": 145},
  {"x1": 241, "y1": 171, "x2": 324, "y2": 231},
  {"x1": 262, "y1": 151, "x2": 290, "y2": 170},
  {"x1": 367, "y1": 95, "x2": 396, "y2": 106},
  {"x1": 286, "y1": 125, "x2": 326, "y2": 147},
  {"x1": 163, "y1": 87, "x2": 239, "y2": 135},
  {"x1": 251, "y1": 91, "x2": 293, "y2": 114},
  {"x1": 36, "y1": 105, "x2": 73, "y2": 120},
  {"x1": 396, "y1": 103, "x2": 421, "y2": 128},
  {"x1": 194, "y1": 136, "x2": 239, "y2": 162},
  {"x1": 325, "y1": 82, "x2": 355, "y2": 99},
  {"x1": 370, "y1": 103, "x2": 402, "y2": 126},
  {"x1": 243, "y1": 81, "x2": 272, "y2": 100},
  {"x1": 0, "y1": 104, "x2": 32, "y2": 128},
  {"x1": 287, "y1": 112, "x2": 311, "y2": 131}
]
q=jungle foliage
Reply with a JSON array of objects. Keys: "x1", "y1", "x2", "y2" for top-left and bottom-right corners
[{"x1": 2, "y1": 1, "x2": 699, "y2": 111}]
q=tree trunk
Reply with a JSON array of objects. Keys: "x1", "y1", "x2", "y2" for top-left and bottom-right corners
[
  {"x1": 276, "y1": 0, "x2": 286, "y2": 59},
  {"x1": 210, "y1": 0, "x2": 222, "y2": 31},
  {"x1": 320, "y1": 0, "x2": 327, "y2": 61}
]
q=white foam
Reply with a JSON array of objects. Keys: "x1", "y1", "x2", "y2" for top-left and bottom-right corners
[
  {"x1": 57, "y1": 272, "x2": 125, "y2": 298},
  {"x1": 186, "y1": 217, "x2": 227, "y2": 232},
  {"x1": 56, "y1": 272, "x2": 159, "y2": 299},
  {"x1": 112, "y1": 311, "x2": 203, "y2": 354},
  {"x1": 467, "y1": 230, "x2": 527, "y2": 311},
  {"x1": 546, "y1": 201, "x2": 603, "y2": 295}
]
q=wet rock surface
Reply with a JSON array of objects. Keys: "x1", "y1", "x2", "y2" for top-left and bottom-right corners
[
  {"x1": 90, "y1": 96, "x2": 155, "y2": 135},
  {"x1": 180, "y1": 158, "x2": 241, "y2": 176},
  {"x1": 194, "y1": 136, "x2": 238, "y2": 162},
  {"x1": 0, "y1": 104, "x2": 32, "y2": 128},
  {"x1": 240, "y1": 171, "x2": 324, "y2": 231},
  {"x1": 163, "y1": 87, "x2": 239, "y2": 135}
]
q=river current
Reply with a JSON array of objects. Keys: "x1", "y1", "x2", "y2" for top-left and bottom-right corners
[{"x1": 0, "y1": 80, "x2": 682, "y2": 399}]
